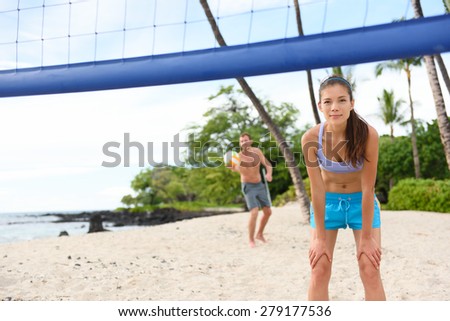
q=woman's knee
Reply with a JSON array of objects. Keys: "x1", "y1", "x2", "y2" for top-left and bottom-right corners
[
  {"x1": 358, "y1": 254, "x2": 381, "y2": 284},
  {"x1": 311, "y1": 258, "x2": 332, "y2": 282}
]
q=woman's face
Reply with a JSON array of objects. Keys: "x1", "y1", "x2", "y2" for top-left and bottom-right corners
[{"x1": 318, "y1": 83, "x2": 354, "y2": 125}]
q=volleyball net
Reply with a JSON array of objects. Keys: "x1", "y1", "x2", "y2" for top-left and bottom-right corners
[{"x1": 0, "y1": 0, "x2": 449, "y2": 97}]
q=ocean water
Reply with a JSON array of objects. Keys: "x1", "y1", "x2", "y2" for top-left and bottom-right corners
[{"x1": 0, "y1": 211, "x2": 140, "y2": 244}]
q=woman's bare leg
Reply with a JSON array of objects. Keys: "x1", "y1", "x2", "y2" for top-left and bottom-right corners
[
  {"x1": 353, "y1": 228, "x2": 386, "y2": 300},
  {"x1": 308, "y1": 229, "x2": 339, "y2": 300}
]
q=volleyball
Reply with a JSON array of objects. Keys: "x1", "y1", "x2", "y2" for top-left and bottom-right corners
[{"x1": 224, "y1": 150, "x2": 240, "y2": 167}]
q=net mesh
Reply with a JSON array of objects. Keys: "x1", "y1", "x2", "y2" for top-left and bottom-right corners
[
  {"x1": 0, "y1": 0, "x2": 449, "y2": 97},
  {"x1": 0, "y1": 0, "x2": 414, "y2": 70}
]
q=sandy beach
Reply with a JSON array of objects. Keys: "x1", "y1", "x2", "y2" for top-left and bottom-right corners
[{"x1": 0, "y1": 204, "x2": 449, "y2": 301}]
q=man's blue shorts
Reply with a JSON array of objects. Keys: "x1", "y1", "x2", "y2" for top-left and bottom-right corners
[
  {"x1": 241, "y1": 182, "x2": 271, "y2": 210},
  {"x1": 310, "y1": 192, "x2": 381, "y2": 230}
]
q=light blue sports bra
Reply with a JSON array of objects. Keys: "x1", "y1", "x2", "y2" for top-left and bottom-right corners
[{"x1": 317, "y1": 122, "x2": 363, "y2": 173}]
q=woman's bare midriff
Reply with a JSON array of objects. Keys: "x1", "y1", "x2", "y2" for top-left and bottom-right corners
[{"x1": 321, "y1": 170, "x2": 362, "y2": 193}]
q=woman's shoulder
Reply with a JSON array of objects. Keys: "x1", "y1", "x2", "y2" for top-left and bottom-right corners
[
  {"x1": 301, "y1": 124, "x2": 321, "y2": 144},
  {"x1": 366, "y1": 123, "x2": 379, "y2": 140}
]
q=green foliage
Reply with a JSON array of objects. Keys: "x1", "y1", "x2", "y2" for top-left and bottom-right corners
[
  {"x1": 121, "y1": 166, "x2": 193, "y2": 209},
  {"x1": 186, "y1": 85, "x2": 309, "y2": 200},
  {"x1": 120, "y1": 81, "x2": 448, "y2": 213},
  {"x1": 120, "y1": 85, "x2": 308, "y2": 210},
  {"x1": 387, "y1": 179, "x2": 450, "y2": 213},
  {"x1": 416, "y1": 119, "x2": 450, "y2": 180},
  {"x1": 377, "y1": 135, "x2": 414, "y2": 197},
  {"x1": 273, "y1": 185, "x2": 295, "y2": 207},
  {"x1": 124, "y1": 168, "x2": 159, "y2": 206},
  {"x1": 375, "y1": 57, "x2": 422, "y2": 77},
  {"x1": 273, "y1": 178, "x2": 311, "y2": 207},
  {"x1": 376, "y1": 119, "x2": 450, "y2": 201},
  {"x1": 192, "y1": 166, "x2": 242, "y2": 205},
  {"x1": 186, "y1": 86, "x2": 304, "y2": 159},
  {"x1": 376, "y1": 89, "x2": 405, "y2": 138}
]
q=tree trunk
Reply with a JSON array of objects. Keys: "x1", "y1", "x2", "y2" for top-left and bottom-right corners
[
  {"x1": 411, "y1": 0, "x2": 450, "y2": 171},
  {"x1": 306, "y1": 70, "x2": 320, "y2": 124},
  {"x1": 294, "y1": 0, "x2": 320, "y2": 124},
  {"x1": 406, "y1": 69, "x2": 421, "y2": 178},
  {"x1": 88, "y1": 214, "x2": 108, "y2": 233},
  {"x1": 434, "y1": 54, "x2": 450, "y2": 96},
  {"x1": 199, "y1": 0, "x2": 311, "y2": 221},
  {"x1": 237, "y1": 79, "x2": 310, "y2": 216}
]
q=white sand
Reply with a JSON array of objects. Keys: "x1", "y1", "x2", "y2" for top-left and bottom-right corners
[{"x1": 0, "y1": 204, "x2": 449, "y2": 301}]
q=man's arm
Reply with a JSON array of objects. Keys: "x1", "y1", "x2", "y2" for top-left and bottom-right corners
[{"x1": 259, "y1": 149, "x2": 272, "y2": 182}]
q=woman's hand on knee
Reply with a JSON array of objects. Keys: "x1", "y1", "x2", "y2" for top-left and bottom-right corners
[
  {"x1": 357, "y1": 237, "x2": 381, "y2": 269},
  {"x1": 309, "y1": 238, "x2": 332, "y2": 268}
]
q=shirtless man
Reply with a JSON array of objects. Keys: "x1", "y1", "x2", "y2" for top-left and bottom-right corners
[{"x1": 229, "y1": 132, "x2": 273, "y2": 248}]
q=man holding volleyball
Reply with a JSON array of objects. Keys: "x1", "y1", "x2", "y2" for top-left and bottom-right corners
[{"x1": 227, "y1": 132, "x2": 273, "y2": 248}]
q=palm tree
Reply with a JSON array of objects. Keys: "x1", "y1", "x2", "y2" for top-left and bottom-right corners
[
  {"x1": 377, "y1": 89, "x2": 405, "y2": 189},
  {"x1": 434, "y1": 54, "x2": 450, "y2": 94},
  {"x1": 443, "y1": 0, "x2": 450, "y2": 12},
  {"x1": 434, "y1": 55, "x2": 450, "y2": 96},
  {"x1": 412, "y1": 0, "x2": 450, "y2": 171},
  {"x1": 377, "y1": 89, "x2": 405, "y2": 141},
  {"x1": 199, "y1": 0, "x2": 311, "y2": 221},
  {"x1": 293, "y1": 0, "x2": 320, "y2": 124},
  {"x1": 375, "y1": 58, "x2": 422, "y2": 178},
  {"x1": 330, "y1": 66, "x2": 356, "y2": 90},
  {"x1": 436, "y1": 0, "x2": 450, "y2": 96}
]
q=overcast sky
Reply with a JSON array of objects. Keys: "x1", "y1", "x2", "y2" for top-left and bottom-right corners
[{"x1": 0, "y1": 0, "x2": 449, "y2": 213}]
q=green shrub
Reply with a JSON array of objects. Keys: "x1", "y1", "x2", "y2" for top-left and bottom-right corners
[
  {"x1": 387, "y1": 178, "x2": 450, "y2": 213},
  {"x1": 273, "y1": 178, "x2": 311, "y2": 207}
]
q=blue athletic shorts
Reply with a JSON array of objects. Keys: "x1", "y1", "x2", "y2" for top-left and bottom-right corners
[
  {"x1": 310, "y1": 192, "x2": 381, "y2": 230},
  {"x1": 241, "y1": 182, "x2": 271, "y2": 210}
]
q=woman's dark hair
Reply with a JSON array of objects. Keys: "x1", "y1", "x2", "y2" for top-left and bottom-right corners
[{"x1": 319, "y1": 75, "x2": 369, "y2": 166}]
